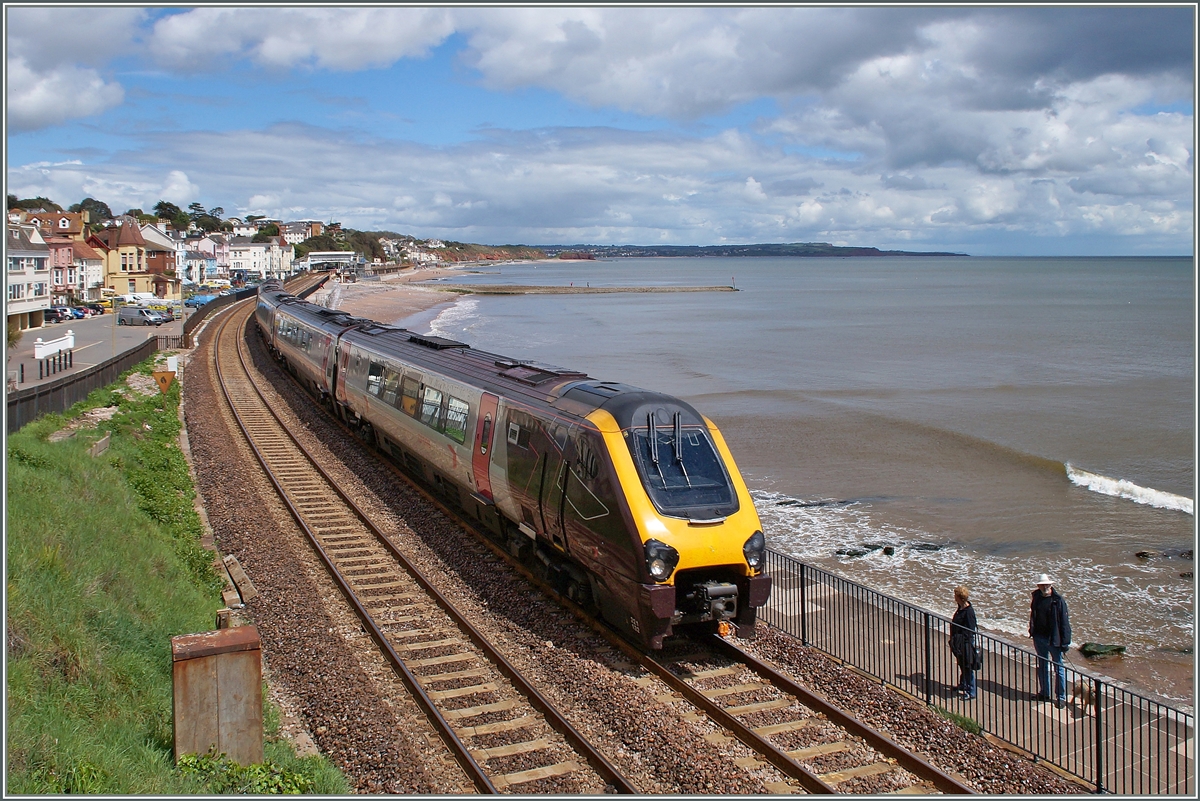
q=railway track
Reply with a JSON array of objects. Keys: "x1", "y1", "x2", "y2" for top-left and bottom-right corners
[
  {"x1": 207, "y1": 279, "x2": 976, "y2": 794},
  {"x1": 629, "y1": 636, "x2": 974, "y2": 794},
  {"x1": 210, "y1": 295, "x2": 636, "y2": 794}
]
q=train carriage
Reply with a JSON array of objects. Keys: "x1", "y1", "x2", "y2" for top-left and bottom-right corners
[{"x1": 257, "y1": 283, "x2": 770, "y2": 650}]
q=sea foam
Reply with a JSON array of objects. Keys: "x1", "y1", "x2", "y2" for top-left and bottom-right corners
[{"x1": 1065, "y1": 464, "x2": 1193, "y2": 515}]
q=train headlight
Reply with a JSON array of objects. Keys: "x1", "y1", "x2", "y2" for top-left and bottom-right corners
[
  {"x1": 644, "y1": 539, "x2": 680, "y2": 582},
  {"x1": 743, "y1": 530, "x2": 766, "y2": 569}
]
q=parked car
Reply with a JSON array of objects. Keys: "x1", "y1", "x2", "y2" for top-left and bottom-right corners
[
  {"x1": 116, "y1": 306, "x2": 167, "y2": 326},
  {"x1": 185, "y1": 294, "x2": 219, "y2": 308},
  {"x1": 83, "y1": 303, "x2": 106, "y2": 315},
  {"x1": 70, "y1": 306, "x2": 93, "y2": 318},
  {"x1": 43, "y1": 308, "x2": 72, "y2": 323}
]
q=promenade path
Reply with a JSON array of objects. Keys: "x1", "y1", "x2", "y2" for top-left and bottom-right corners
[
  {"x1": 7, "y1": 310, "x2": 188, "y2": 389},
  {"x1": 762, "y1": 556, "x2": 1194, "y2": 794}
]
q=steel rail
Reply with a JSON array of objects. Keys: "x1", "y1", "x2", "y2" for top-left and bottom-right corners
[
  {"x1": 215, "y1": 300, "x2": 638, "y2": 794},
  {"x1": 706, "y1": 634, "x2": 977, "y2": 795},
  {"x1": 211, "y1": 300, "x2": 496, "y2": 793}
]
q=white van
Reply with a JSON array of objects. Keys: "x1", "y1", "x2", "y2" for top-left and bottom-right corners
[{"x1": 117, "y1": 306, "x2": 167, "y2": 326}]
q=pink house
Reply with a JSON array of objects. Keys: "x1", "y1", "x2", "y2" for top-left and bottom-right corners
[{"x1": 44, "y1": 235, "x2": 76, "y2": 303}]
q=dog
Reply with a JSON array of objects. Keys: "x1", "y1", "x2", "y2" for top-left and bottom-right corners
[{"x1": 1068, "y1": 678, "x2": 1097, "y2": 715}]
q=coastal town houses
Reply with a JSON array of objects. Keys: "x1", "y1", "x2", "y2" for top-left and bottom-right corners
[
  {"x1": 87, "y1": 217, "x2": 181, "y2": 301},
  {"x1": 6, "y1": 222, "x2": 52, "y2": 332},
  {"x1": 44, "y1": 237, "x2": 105, "y2": 304},
  {"x1": 282, "y1": 220, "x2": 324, "y2": 245},
  {"x1": 164, "y1": 228, "x2": 232, "y2": 284},
  {"x1": 72, "y1": 240, "x2": 105, "y2": 301},
  {"x1": 180, "y1": 250, "x2": 219, "y2": 283},
  {"x1": 23, "y1": 209, "x2": 90, "y2": 242},
  {"x1": 228, "y1": 235, "x2": 295, "y2": 281}
]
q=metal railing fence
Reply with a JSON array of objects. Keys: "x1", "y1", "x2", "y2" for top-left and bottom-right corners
[{"x1": 761, "y1": 550, "x2": 1194, "y2": 793}]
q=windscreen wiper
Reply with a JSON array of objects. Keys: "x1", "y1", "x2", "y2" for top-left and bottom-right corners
[
  {"x1": 648, "y1": 412, "x2": 666, "y2": 485},
  {"x1": 673, "y1": 412, "x2": 692, "y2": 487}
]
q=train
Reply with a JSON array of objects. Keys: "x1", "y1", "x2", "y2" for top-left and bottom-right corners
[{"x1": 255, "y1": 279, "x2": 771, "y2": 650}]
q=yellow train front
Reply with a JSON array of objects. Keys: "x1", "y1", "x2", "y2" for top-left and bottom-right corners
[{"x1": 502, "y1": 384, "x2": 772, "y2": 650}]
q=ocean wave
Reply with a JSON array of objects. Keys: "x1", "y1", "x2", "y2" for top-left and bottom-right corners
[
  {"x1": 1065, "y1": 464, "x2": 1193, "y2": 515},
  {"x1": 428, "y1": 297, "x2": 480, "y2": 339},
  {"x1": 750, "y1": 488, "x2": 1195, "y2": 697}
]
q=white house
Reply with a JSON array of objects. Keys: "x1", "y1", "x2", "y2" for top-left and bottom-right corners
[
  {"x1": 6, "y1": 223, "x2": 52, "y2": 330},
  {"x1": 228, "y1": 236, "x2": 295, "y2": 280}
]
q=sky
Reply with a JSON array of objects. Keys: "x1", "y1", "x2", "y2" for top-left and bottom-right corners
[{"x1": 5, "y1": 5, "x2": 1196, "y2": 255}]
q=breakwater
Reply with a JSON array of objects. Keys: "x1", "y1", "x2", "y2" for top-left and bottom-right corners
[{"x1": 415, "y1": 283, "x2": 737, "y2": 295}]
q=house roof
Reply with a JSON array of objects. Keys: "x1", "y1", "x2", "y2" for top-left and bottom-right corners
[
  {"x1": 6, "y1": 224, "x2": 50, "y2": 252},
  {"x1": 91, "y1": 218, "x2": 147, "y2": 249},
  {"x1": 71, "y1": 241, "x2": 103, "y2": 261},
  {"x1": 27, "y1": 211, "x2": 85, "y2": 236}
]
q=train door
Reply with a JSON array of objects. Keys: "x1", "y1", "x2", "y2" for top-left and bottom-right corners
[
  {"x1": 335, "y1": 343, "x2": 351, "y2": 403},
  {"x1": 321, "y1": 334, "x2": 334, "y2": 392},
  {"x1": 472, "y1": 392, "x2": 499, "y2": 501},
  {"x1": 541, "y1": 423, "x2": 576, "y2": 553}
]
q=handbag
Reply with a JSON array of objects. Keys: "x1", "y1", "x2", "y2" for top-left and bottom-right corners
[{"x1": 971, "y1": 639, "x2": 983, "y2": 671}]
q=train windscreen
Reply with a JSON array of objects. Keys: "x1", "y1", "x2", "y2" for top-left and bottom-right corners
[{"x1": 626, "y1": 414, "x2": 739, "y2": 520}]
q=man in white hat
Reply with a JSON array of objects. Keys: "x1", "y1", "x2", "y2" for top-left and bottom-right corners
[{"x1": 1028, "y1": 573, "x2": 1072, "y2": 708}]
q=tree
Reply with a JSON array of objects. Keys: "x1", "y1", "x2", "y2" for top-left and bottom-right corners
[
  {"x1": 69, "y1": 198, "x2": 114, "y2": 222},
  {"x1": 9, "y1": 196, "x2": 62, "y2": 212},
  {"x1": 251, "y1": 223, "x2": 280, "y2": 242},
  {"x1": 154, "y1": 200, "x2": 183, "y2": 220},
  {"x1": 208, "y1": 206, "x2": 224, "y2": 218},
  {"x1": 195, "y1": 215, "x2": 223, "y2": 233},
  {"x1": 8, "y1": 319, "x2": 24, "y2": 350},
  {"x1": 246, "y1": 214, "x2": 265, "y2": 223},
  {"x1": 187, "y1": 201, "x2": 206, "y2": 220}
]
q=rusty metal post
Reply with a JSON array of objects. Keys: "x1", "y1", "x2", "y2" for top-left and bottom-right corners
[{"x1": 171, "y1": 625, "x2": 263, "y2": 765}]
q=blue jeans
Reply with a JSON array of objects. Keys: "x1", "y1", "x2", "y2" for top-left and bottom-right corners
[{"x1": 1033, "y1": 635, "x2": 1066, "y2": 700}]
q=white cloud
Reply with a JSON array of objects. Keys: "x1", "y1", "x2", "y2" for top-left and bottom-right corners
[
  {"x1": 160, "y1": 171, "x2": 199, "y2": 205},
  {"x1": 5, "y1": 7, "x2": 145, "y2": 69},
  {"x1": 149, "y1": 7, "x2": 456, "y2": 71},
  {"x1": 7, "y1": 121, "x2": 1189, "y2": 252},
  {"x1": 6, "y1": 57, "x2": 125, "y2": 132}
]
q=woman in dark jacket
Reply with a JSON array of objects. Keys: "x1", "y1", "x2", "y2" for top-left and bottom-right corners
[{"x1": 950, "y1": 585, "x2": 978, "y2": 700}]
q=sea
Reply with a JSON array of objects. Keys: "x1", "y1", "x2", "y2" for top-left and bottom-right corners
[{"x1": 396, "y1": 256, "x2": 1195, "y2": 707}]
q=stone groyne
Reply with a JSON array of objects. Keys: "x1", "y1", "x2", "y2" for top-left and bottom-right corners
[{"x1": 414, "y1": 283, "x2": 737, "y2": 295}]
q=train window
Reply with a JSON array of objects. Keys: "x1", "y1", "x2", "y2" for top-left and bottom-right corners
[
  {"x1": 480, "y1": 414, "x2": 492, "y2": 454},
  {"x1": 381, "y1": 369, "x2": 401, "y2": 406},
  {"x1": 366, "y1": 361, "x2": 385, "y2": 396},
  {"x1": 627, "y1": 416, "x2": 739, "y2": 519},
  {"x1": 400, "y1": 375, "x2": 420, "y2": 416},
  {"x1": 508, "y1": 422, "x2": 520, "y2": 445},
  {"x1": 419, "y1": 386, "x2": 443, "y2": 428},
  {"x1": 444, "y1": 396, "x2": 469, "y2": 444}
]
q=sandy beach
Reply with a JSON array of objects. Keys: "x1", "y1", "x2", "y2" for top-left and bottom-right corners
[
  {"x1": 318, "y1": 261, "x2": 735, "y2": 326},
  {"x1": 318, "y1": 265, "x2": 474, "y2": 326}
]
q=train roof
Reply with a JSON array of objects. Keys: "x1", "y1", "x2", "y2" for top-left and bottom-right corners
[{"x1": 266, "y1": 287, "x2": 705, "y2": 429}]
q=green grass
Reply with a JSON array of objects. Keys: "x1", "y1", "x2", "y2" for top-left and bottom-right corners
[
  {"x1": 6, "y1": 357, "x2": 349, "y2": 794},
  {"x1": 933, "y1": 705, "x2": 983, "y2": 736}
]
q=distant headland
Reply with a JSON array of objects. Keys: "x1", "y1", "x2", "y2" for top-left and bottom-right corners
[{"x1": 534, "y1": 243, "x2": 969, "y2": 258}]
